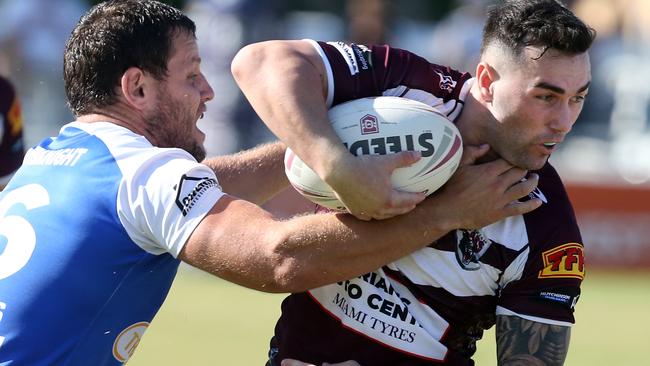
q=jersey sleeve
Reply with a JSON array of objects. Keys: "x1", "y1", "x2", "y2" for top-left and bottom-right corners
[
  {"x1": 307, "y1": 39, "x2": 473, "y2": 120},
  {"x1": 0, "y1": 76, "x2": 25, "y2": 183},
  {"x1": 497, "y1": 164, "x2": 585, "y2": 326},
  {"x1": 117, "y1": 152, "x2": 225, "y2": 258}
]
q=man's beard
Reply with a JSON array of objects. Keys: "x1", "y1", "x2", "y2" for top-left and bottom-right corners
[{"x1": 147, "y1": 91, "x2": 207, "y2": 162}]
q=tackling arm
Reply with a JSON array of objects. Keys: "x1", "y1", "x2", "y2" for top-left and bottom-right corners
[
  {"x1": 179, "y1": 148, "x2": 543, "y2": 293},
  {"x1": 202, "y1": 141, "x2": 288, "y2": 205},
  {"x1": 496, "y1": 315, "x2": 571, "y2": 366}
]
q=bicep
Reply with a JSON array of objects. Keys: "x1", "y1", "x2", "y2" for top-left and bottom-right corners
[{"x1": 495, "y1": 315, "x2": 571, "y2": 366}]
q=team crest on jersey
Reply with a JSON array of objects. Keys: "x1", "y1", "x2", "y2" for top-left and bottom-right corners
[
  {"x1": 538, "y1": 243, "x2": 585, "y2": 280},
  {"x1": 434, "y1": 71, "x2": 457, "y2": 93},
  {"x1": 112, "y1": 321, "x2": 149, "y2": 362},
  {"x1": 455, "y1": 229, "x2": 491, "y2": 270},
  {"x1": 175, "y1": 174, "x2": 220, "y2": 216}
]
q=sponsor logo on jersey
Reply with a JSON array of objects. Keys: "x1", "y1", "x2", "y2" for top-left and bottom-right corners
[
  {"x1": 352, "y1": 44, "x2": 370, "y2": 71},
  {"x1": 112, "y1": 321, "x2": 149, "y2": 362},
  {"x1": 538, "y1": 243, "x2": 585, "y2": 280},
  {"x1": 434, "y1": 71, "x2": 457, "y2": 93},
  {"x1": 175, "y1": 175, "x2": 219, "y2": 216},
  {"x1": 329, "y1": 42, "x2": 360, "y2": 75},
  {"x1": 360, "y1": 114, "x2": 379, "y2": 134},
  {"x1": 538, "y1": 291, "x2": 580, "y2": 309},
  {"x1": 455, "y1": 229, "x2": 491, "y2": 270}
]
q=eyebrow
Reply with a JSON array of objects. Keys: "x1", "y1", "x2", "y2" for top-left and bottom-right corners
[{"x1": 533, "y1": 81, "x2": 591, "y2": 94}]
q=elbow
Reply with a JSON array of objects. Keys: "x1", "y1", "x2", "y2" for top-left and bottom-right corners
[
  {"x1": 231, "y1": 41, "x2": 280, "y2": 86},
  {"x1": 262, "y1": 231, "x2": 322, "y2": 293},
  {"x1": 231, "y1": 42, "x2": 260, "y2": 86}
]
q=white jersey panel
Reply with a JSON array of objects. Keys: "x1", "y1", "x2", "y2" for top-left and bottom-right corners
[{"x1": 66, "y1": 122, "x2": 224, "y2": 257}]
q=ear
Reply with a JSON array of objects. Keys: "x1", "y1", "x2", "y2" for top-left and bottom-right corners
[
  {"x1": 475, "y1": 61, "x2": 498, "y2": 104},
  {"x1": 119, "y1": 67, "x2": 154, "y2": 111}
]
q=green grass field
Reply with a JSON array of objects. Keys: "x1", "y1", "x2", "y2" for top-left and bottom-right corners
[{"x1": 129, "y1": 266, "x2": 650, "y2": 365}]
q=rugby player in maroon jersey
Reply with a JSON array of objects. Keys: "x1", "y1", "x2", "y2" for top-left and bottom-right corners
[{"x1": 233, "y1": 0, "x2": 593, "y2": 364}]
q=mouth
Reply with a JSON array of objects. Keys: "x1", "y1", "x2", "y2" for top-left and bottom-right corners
[
  {"x1": 541, "y1": 141, "x2": 560, "y2": 153},
  {"x1": 198, "y1": 105, "x2": 207, "y2": 120}
]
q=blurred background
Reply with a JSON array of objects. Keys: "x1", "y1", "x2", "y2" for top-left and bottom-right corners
[{"x1": 1, "y1": 0, "x2": 648, "y2": 364}]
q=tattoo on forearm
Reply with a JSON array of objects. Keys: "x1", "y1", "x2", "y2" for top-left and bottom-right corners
[{"x1": 496, "y1": 315, "x2": 571, "y2": 366}]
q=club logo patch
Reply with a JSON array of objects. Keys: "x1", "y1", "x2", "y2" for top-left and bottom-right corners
[
  {"x1": 112, "y1": 321, "x2": 149, "y2": 362},
  {"x1": 360, "y1": 114, "x2": 379, "y2": 135},
  {"x1": 455, "y1": 229, "x2": 491, "y2": 270},
  {"x1": 435, "y1": 71, "x2": 457, "y2": 93},
  {"x1": 538, "y1": 243, "x2": 585, "y2": 280},
  {"x1": 175, "y1": 175, "x2": 219, "y2": 216}
]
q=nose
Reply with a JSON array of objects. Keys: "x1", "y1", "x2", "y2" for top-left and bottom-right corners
[
  {"x1": 200, "y1": 73, "x2": 215, "y2": 102},
  {"x1": 549, "y1": 104, "x2": 576, "y2": 134}
]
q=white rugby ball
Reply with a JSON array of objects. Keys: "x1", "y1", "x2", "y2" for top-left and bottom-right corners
[{"x1": 284, "y1": 96, "x2": 463, "y2": 210}]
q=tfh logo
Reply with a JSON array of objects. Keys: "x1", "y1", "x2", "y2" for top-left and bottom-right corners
[{"x1": 360, "y1": 114, "x2": 379, "y2": 135}]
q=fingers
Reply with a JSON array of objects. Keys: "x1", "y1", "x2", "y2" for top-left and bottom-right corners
[
  {"x1": 503, "y1": 198, "x2": 543, "y2": 217},
  {"x1": 382, "y1": 150, "x2": 422, "y2": 171},
  {"x1": 459, "y1": 144, "x2": 489, "y2": 165},
  {"x1": 504, "y1": 173, "x2": 538, "y2": 200}
]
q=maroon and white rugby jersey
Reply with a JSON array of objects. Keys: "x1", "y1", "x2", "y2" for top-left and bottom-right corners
[{"x1": 270, "y1": 41, "x2": 585, "y2": 365}]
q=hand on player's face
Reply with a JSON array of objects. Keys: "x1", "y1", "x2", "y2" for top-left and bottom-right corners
[
  {"x1": 325, "y1": 151, "x2": 426, "y2": 221},
  {"x1": 281, "y1": 359, "x2": 361, "y2": 366},
  {"x1": 430, "y1": 143, "x2": 542, "y2": 229}
]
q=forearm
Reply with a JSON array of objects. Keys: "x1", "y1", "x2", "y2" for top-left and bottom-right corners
[
  {"x1": 496, "y1": 315, "x2": 571, "y2": 365},
  {"x1": 182, "y1": 194, "x2": 454, "y2": 294},
  {"x1": 202, "y1": 141, "x2": 288, "y2": 204},
  {"x1": 231, "y1": 40, "x2": 348, "y2": 180},
  {"x1": 268, "y1": 195, "x2": 455, "y2": 291}
]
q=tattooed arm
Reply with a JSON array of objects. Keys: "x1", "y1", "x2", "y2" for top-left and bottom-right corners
[{"x1": 495, "y1": 315, "x2": 571, "y2": 366}]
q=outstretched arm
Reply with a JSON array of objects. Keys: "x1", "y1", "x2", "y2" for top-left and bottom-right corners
[
  {"x1": 496, "y1": 315, "x2": 571, "y2": 366},
  {"x1": 231, "y1": 40, "x2": 425, "y2": 220},
  {"x1": 180, "y1": 146, "x2": 542, "y2": 293},
  {"x1": 202, "y1": 141, "x2": 288, "y2": 205}
]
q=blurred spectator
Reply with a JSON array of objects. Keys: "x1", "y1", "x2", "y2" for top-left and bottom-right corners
[
  {"x1": 0, "y1": 75, "x2": 24, "y2": 190},
  {"x1": 427, "y1": 0, "x2": 488, "y2": 72},
  {"x1": 0, "y1": 0, "x2": 86, "y2": 147},
  {"x1": 346, "y1": 0, "x2": 388, "y2": 44}
]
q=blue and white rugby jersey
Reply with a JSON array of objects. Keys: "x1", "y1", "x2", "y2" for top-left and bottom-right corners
[{"x1": 0, "y1": 122, "x2": 224, "y2": 365}]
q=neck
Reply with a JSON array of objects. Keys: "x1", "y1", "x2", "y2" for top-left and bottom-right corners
[
  {"x1": 455, "y1": 82, "x2": 500, "y2": 163},
  {"x1": 76, "y1": 104, "x2": 159, "y2": 146}
]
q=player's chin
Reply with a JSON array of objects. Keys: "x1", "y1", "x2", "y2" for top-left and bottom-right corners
[{"x1": 522, "y1": 156, "x2": 549, "y2": 171}]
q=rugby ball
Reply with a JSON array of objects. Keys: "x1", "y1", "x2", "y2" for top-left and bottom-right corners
[{"x1": 284, "y1": 96, "x2": 463, "y2": 210}]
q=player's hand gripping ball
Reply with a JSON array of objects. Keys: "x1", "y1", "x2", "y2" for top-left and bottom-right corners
[{"x1": 285, "y1": 96, "x2": 463, "y2": 210}]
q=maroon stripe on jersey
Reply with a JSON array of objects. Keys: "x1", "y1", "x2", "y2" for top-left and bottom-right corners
[
  {"x1": 317, "y1": 42, "x2": 472, "y2": 107},
  {"x1": 271, "y1": 292, "x2": 472, "y2": 366}
]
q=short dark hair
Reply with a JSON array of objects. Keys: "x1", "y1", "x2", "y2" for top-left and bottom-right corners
[
  {"x1": 64, "y1": 0, "x2": 196, "y2": 116},
  {"x1": 481, "y1": 0, "x2": 596, "y2": 59}
]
